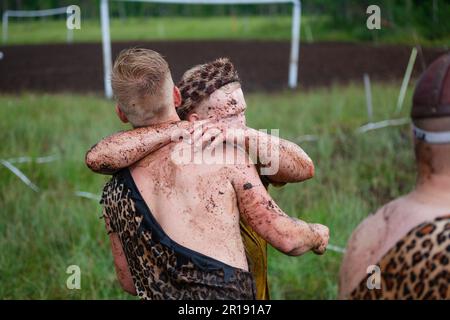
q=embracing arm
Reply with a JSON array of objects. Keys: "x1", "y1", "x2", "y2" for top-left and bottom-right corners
[
  {"x1": 229, "y1": 157, "x2": 328, "y2": 256},
  {"x1": 226, "y1": 127, "x2": 314, "y2": 185},
  {"x1": 246, "y1": 128, "x2": 314, "y2": 184},
  {"x1": 85, "y1": 121, "x2": 192, "y2": 174}
]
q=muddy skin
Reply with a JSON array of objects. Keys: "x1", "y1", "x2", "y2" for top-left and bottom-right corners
[
  {"x1": 243, "y1": 183, "x2": 253, "y2": 190},
  {"x1": 130, "y1": 145, "x2": 250, "y2": 270},
  {"x1": 416, "y1": 142, "x2": 436, "y2": 184},
  {"x1": 201, "y1": 94, "x2": 245, "y2": 123},
  {"x1": 86, "y1": 121, "x2": 192, "y2": 174},
  {"x1": 194, "y1": 87, "x2": 314, "y2": 184},
  {"x1": 235, "y1": 183, "x2": 322, "y2": 255},
  {"x1": 86, "y1": 82, "x2": 314, "y2": 184},
  {"x1": 128, "y1": 136, "x2": 325, "y2": 270}
]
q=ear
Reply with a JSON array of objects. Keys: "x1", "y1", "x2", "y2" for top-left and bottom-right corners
[
  {"x1": 115, "y1": 104, "x2": 129, "y2": 124},
  {"x1": 173, "y1": 86, "x2": 182, "y2": 108},
  {"x1": 187, "y1": 113, "x2": 199, "y2": 123}
]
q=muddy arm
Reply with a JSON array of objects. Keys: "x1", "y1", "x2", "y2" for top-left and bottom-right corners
[
  {"x1": 85, "y1": 121, "x2": 192, "y2": 175},
  {"x1": 243, "y1": 128, "x2": 315, "y2": 184},
  {"x1": 229, "y1": 156, "x2": 327, "y2": 256}
]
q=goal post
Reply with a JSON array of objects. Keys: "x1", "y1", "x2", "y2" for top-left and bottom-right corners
[
  {"x1": 2, "y1": 7, "x2": 74, "y2": 44},
  {"x1": 100, "y1": 0, "x2": 302, "y2": 98}
]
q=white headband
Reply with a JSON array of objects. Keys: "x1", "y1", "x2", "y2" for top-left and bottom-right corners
[{"x1": 413, "y1": 125, "x2": 450, "y2": 144}]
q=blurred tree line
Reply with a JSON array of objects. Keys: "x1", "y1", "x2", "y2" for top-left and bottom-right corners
[{"x1": 1, "y1": 0, "x2": 449, "y2": 40}]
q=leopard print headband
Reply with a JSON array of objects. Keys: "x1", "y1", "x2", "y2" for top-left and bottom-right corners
[{"x1": 177, "y1": 57, "x2": 240, "y2": 119}]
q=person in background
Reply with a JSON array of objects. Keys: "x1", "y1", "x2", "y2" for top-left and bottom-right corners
[{"x1": 340, "y1": 53, "x2": 450, "y2": 300}]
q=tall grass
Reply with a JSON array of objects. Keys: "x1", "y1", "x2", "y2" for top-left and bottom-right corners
[{"x1": 0, "y1": 83, "x2": 415, "y2": 299}]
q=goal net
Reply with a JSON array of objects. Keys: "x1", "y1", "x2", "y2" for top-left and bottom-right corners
[
  {"x1": 2, "y1": 7, "x2": 74, "y2": 44},
  {"x1": 100, "y1": 0, "x2": 302, "y2": 98}
]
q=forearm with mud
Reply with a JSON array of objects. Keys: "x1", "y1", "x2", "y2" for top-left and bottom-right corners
[
  {"x1": 236, "y1": 186, "x2": 320, "y2": 256},
  {"x1": 85, "y1": 121, "x2": 190, "y2": 174},
  {"x1": 244, "y1": 128, "x2": 314, "y2": 183}
]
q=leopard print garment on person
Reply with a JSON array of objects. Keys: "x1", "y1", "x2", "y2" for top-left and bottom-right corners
[
  {"x1": 350, "y1": 215, "x2": 450, "y2": 300},
  {"x1": 100, "y1": 169, "x2": 256, "y2": 300}
]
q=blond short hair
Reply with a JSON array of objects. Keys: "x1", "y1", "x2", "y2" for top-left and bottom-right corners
[{"x1": 111, "y1": 48, "x2": 172, "y2": 127}]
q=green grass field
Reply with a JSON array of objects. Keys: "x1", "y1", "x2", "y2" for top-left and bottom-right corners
[
  {"x1": 0, "y1": 83, "x2": 416, "y2": 299},
  {"x1": 2, "y1": 16, "x2": 448, "y2": 46}
]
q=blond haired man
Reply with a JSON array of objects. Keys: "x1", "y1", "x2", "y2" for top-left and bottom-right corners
[{"x1": 89, "y1": 48, "x2": 329, "y2": 299}]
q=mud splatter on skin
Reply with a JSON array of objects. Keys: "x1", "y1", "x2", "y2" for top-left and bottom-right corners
[
  {"x1": 236, "y1": 184, "x2": 317, "y2": 253},
  {"x1": 186, "y1": 208, "x2": 207, "y2": 234},
  {"x1": 266, "y1": 200, "x2": 275, "y2": 211},
  {"x1": 416, "y1": 143, "x2": 436, "y2": 184},
  {"x1": 134, "y1": 148, "x2": 178, "y2": 198},
  {"x1": 205, "y1": 195, "x2": 218, "y2": 212},
  {"x1": 131, "y1": 149, "x2": 248, "y2": 269},
  {"x1": 200, "y1": 91, "x2": 246, "y2": 122},
  {"x1": 243, "y1": 183, "x2": 253, "y2": 190},
  {"x1": 85, "y1": 121, "x2": 188, "y2": 174}
]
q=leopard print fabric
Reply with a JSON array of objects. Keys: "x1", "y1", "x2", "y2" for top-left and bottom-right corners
[
  {"x1": 350, "y1": 215, "x2": 450, "y2": 300},
  {"x1": 100, "y1": 169, "x2": 256, "y2": 300},
  {"x1": 176, "y1": 57, "x2": 240, "y2": 119}
]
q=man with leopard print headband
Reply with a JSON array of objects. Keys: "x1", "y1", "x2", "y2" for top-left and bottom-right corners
[
  {"x1": 87, "y1": 56, "x2": 321, "y2": 300},
  {"x1": 340, "y1": 52, "x2": 450, "y2": 300},
  {"x1": 174, "y1": 58, "x2": 315, "y2": 300}
]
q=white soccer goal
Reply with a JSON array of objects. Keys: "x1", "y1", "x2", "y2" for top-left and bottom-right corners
[
  {"x1": 100, "y1": 0, "x2": 302, "y2": 98},
  {"x1": 2, "y1": 7, "x2": 74, "y2": 44}
]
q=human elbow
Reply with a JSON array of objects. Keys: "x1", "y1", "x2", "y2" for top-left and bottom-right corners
[
  {"x1": 303, "y1": 157, "x2": 315, "y2": 180},
  {"x1": 120, "y1": 281, "x2": 137, "y2": 296},
  {"x1": 85, "y1": 149, "x2": 115, "y2": 174},
  {"x1": 281, "y1": 156, "x2": 314, "y2": 184},
  {"x1": 283, "y1": 147, "x2": 315, "y2": 183},
  {"x1": 85, "y1": 149, "x2": 99, "y2": 172},
  {"x1": 294, "y1": 153, "x2": 315, "y2": 182}
]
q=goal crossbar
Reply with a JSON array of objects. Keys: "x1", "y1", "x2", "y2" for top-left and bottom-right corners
[
  {"x1": 100, "y1": 0, "x2": 301, "y2": 98},
  {"x1": 2, "y1": 7, "x2": 73, "y2": 44}
]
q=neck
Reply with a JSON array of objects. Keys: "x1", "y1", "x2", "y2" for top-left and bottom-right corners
[
  {"x1": 147, "y1": 108, "x2": 180, "y2": 126},
  {"x1": 415, "y1": 172, "x2": 450, "y2": 203},
  {"x1": 157, "y1": 114, "x2": 180, "y2": 125},
  {"x1": 219, "y1": 114, "x2": 246, "y2": 128}
]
